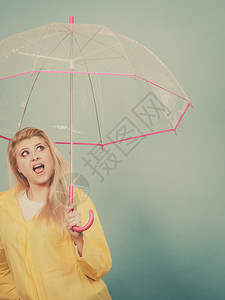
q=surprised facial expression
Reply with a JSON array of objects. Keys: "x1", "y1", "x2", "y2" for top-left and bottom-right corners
[{"x1": 16, "y1": 137, "x2": 55, "y2": 188}]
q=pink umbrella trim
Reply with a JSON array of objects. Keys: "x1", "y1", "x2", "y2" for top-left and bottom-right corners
[
  {"x1": 0, "y1": 135, "x2": 10, "y2": 141},
  {"x1": 0, "y1": 70, "x2": 192, "y2": 103},
  {"x1": 0, "y1": 103, "x2": 192, "y2": 147}
]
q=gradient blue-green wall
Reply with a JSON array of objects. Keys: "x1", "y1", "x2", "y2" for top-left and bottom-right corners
[{"x1": 1, "y1": 1, "x2": 225, "y2": 299}]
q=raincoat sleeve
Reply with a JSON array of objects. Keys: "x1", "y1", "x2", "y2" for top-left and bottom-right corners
[
  {"x1": 0, "y1": 237, "x2": 19, "y2": 300},
  {"x1": 75, "y1": 192, "x2": 112, "y2": 281}
]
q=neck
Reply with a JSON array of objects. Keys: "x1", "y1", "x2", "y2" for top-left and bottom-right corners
[{"x1": 27, "y1": 184, "x2": 49, "y2": 203}]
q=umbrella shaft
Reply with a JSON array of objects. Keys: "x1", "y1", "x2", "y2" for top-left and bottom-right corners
[
  {"x1": 70, "y1": 26, "x2": 74, "y2": 193},
  {"x1": 70, "y1": 72, "x2": 73, "y2": 187}
]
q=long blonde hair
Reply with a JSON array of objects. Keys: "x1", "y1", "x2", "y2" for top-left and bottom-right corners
[{"x1": 8, "y1": 127, "x2": 70, "y2": 231}]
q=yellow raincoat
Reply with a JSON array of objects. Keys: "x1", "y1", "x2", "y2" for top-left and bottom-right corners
[{"x1": 0, "y1": 186, "x2": 112, "y2": 300}]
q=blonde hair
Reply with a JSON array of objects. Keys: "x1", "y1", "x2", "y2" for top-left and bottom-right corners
[{"x1": 8, "y1": 127, "x2": 70, "y2": 231}]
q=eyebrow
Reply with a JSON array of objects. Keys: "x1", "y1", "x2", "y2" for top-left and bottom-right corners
[
  {"x1": 35, "y1": 142, "x2": 44, "y2": 147},
  {"x1": 18, "y1": 142, "x2": 45, "y2": 154}
]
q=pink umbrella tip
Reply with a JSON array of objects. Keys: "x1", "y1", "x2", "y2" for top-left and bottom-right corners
[{"x1": 69, "y1": 16, "x2": 74, "y2": 24}]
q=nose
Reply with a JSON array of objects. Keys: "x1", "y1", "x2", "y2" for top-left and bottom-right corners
[
  {"x1": 31, "y1": 151, "x2": 39, "y2": 161},
  {"x1": 31, "y1": 155, "x2": 38, "y2": 161}
]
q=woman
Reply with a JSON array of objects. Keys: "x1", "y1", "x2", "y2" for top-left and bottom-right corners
[{"x1": 0, "y1": 127, "x2": 112, "y2": 300}]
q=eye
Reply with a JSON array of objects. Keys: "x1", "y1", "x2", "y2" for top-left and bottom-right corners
[
  {"x1": 37, "y1": 145, "x2": 45, "y2": 151},
  {"x1": 21, "y1": 150, "x2": 29, "y2": 157}
]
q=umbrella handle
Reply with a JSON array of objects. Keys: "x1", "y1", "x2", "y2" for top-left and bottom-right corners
[
  {"x1": 68, "y1": 185, "x2": 94, "y2": 232},
  {"x1": 72, "y1": 209, "x2": 94, "y2": 232}
]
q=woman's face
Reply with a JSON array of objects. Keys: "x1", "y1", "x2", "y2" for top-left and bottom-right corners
[{"x1": 16, "y1": 136, "x2": 55, "y2": 188}]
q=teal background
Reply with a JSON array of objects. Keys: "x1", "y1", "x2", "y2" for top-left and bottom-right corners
[{"x1": 0, "y1": 0, "x2": 225, "y2": 299}]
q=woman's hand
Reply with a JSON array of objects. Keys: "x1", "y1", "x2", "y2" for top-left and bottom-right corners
[{"x1": 65, "y1": 204, "x2": 84, "y2": 256}]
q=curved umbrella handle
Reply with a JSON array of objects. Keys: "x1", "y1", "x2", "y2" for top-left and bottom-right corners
[
  {"x1": 72, "y1": 209, "x2": 94, "y2": 232},
  {"x1": 68, "y1": 186, "x2": 94, "y2": 232}
]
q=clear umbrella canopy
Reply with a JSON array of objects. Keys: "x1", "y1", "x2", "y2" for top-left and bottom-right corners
[{"x1": 0, "y1": 20, "x2": 192, "y2": 146}]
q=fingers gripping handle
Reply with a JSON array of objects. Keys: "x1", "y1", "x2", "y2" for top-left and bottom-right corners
[
  {"x1": 72, "y1": 210, "x2": 94, "y2": 232},
  {"x1": 69, "y1": 185, "x2": 94, "y2": 232}
]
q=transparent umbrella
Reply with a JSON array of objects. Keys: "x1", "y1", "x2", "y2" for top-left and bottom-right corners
[{"x1": 0, "y1": 16, "x2": 193, "y2": 231}]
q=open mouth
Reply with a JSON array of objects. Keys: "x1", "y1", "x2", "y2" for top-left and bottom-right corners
[{"x1": 33, "y1": 164, "x2": 45, "y2": 174}]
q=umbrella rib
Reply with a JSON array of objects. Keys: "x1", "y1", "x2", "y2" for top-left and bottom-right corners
[
  {"x1": 17, "y1": 35, "x2": 53, "y2": 53},
  {"x1": 31, "y1": 24, "x2": 71, "y2": 71},
  {"x1": 16, "y1": 43, "x2": 124, "y2": 67},
  {"x1": 72, "y1": 26, "x2": 124, "y2": 63},
  {"x1": 16, "y1": 30, "x2": 73, "y2": 131},
  {"x1": 31, "y1": 23, "x2": 52, "y2": 72},
  {"x1": 87, "y1": 73, "x2": 104, "y2": 146},
  {"x1": 72, "y1": 24, "x2": 125, "y2": 56},
  {"x1": 52, "y1": 24, "x2": 70, "y2": 60},
  {"x1": 37, "y1": 31, "x2": 71, "y2": 67},
  {"x1": 72, "y1": 32, "x2": 104, "y2": 147},
  {"x1": 105, "y1": 26, "x2": 136, "y2": 75},
  {"x1": 16, "y1": 51, "x2": 68, "y2": 63},
  {"x1": 16, "y1": 30, "x2": 71, "y2": 64},
  {"x1": 72, "y1": 27, "x2": 102, "y2": 61},
  {"x1": 18, "y1": 32, "x2": 72, "y2": 69},
  {"x1": 18, "y1": 72, "x2": 40, "y2": 131},
  {"x1": 73, "y1": 44, "x2": 124, "y2": 63},
  {"x1": 146, "y1": 82, "x2": 174, "y2": 129}
]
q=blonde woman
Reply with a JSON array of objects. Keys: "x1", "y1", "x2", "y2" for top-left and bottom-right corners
[{"x1": 0, "y1": 127, "x2": 112, "y2": 300}]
